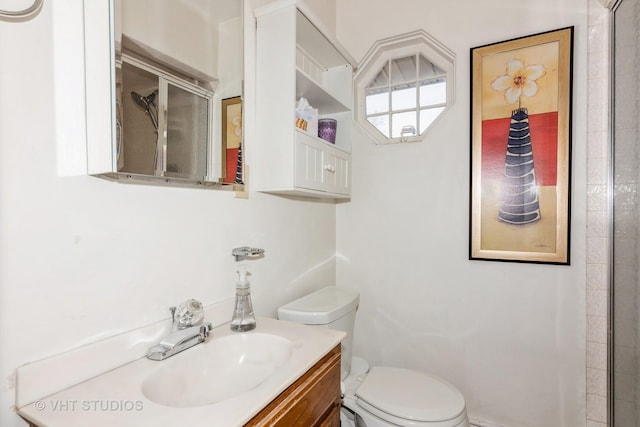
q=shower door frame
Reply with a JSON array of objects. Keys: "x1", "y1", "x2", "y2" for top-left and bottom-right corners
[
  {"x1": 609, "y1": 0, "x2": 635, "y2": 424},
  {"x1": 609, "y1": 3, "x2": 616, "y2": 425}
]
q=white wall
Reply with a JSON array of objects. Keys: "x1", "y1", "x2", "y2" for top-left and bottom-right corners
[
  {"x1": 0, "y1": 2, "x2": 337, "y2": 426},
  {"x1": 121, "y1": 0, "x2": 219, "y2": 79},
  {"x1": 335, "y1": 1, "x2": 588, "y2": 426}
]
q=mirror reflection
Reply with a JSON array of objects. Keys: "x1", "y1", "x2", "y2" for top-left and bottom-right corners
[{"x1": 111, "y1": 0, "x2": 243, "y2": 188}]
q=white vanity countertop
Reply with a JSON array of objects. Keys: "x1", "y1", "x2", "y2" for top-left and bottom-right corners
[{"x1": 18, "y1": 317, "x2": 345, "y2": 427}]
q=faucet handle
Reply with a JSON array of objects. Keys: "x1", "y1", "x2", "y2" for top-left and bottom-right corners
[{"x1": 174, "y1": 299, "x2": 204, "y2": 329}]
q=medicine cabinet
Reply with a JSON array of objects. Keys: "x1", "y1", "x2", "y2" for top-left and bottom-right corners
[{"x1": 81, "y1": 0, "x2": 244, "y2": 189}]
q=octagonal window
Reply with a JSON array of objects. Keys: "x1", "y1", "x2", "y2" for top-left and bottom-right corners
[{"x1": 354, "y1": 31, "x2": 455, "y2": 144}]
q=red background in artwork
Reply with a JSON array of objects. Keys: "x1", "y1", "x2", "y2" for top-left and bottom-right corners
[
  {"x1": 481, "y1": 111, "x2": 558, "y2": 185},
  {"x1": 224, "y1": 148, "x2": 239, "y2": 184}
]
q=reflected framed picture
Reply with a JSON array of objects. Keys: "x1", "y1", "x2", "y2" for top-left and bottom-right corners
[
  {"x1": 221, "y1": 96, "x2": 243, "y2": 184},
  {"x1": 469, "y1": 27, "x2": 573, "y2": 264}
]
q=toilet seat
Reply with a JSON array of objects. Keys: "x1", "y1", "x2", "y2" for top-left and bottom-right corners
[
  {"x1": 354, "y1": 367, "x2": 466, "y2": 425},
  {"x1": 277, "y1": 287, "x2": 469, "y2": 427}
]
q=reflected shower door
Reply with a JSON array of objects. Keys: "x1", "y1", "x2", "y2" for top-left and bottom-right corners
[{"x1": 165, "y1": 83, "x2": 209, "y2": 179}]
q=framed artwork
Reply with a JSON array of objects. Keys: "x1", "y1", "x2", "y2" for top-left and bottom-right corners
[
  {"x1": 221, "y1": 96, "x2": 243, "y2": 184},
  {"x1": 469, "y1": 27, "x2": 573, "y2": 264}
]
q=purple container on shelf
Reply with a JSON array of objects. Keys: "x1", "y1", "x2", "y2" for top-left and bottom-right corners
[{"x1": 318, "y1": 118, "x2": 337, "y2": 144}]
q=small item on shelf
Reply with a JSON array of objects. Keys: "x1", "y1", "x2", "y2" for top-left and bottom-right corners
[
  {"x1": 318, "y1": 118, "x2": 337, "y2": 144},
  {"x1": 295, "y1": 117, "x2": 308, "y2": 131},
  {"x1": 295, "y1": 97, "x2": 318, "y2": 135}
]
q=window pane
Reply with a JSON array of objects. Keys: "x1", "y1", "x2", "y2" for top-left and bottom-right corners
[
  {"x1": 390, "y1": 55, "x2": 416, "y2": 85},
  {"x1": 419, "y1": 107, "x2": 445, "y2": 133},
  {"x1": 419, "y1": 80, "x2": 446, "y2": 107},
  {"x1": 366, "y1": 89, "x2": 389, "y2": 114},
  {"x1": 166, "y1": 83, "x2": 208, "y2": 179},
  {"x1": 366, "y1": 62, "x2": 389, "y2": 89},
  {"x1": 392, "y1": 111, "x2": 417, "y2": 138},
  {"x1": 418, "y1": 54, "x2": 445, "y2": 80},
  {"x1": 367, "y1": 115, "x2": 389, "y2": 137},
  {"x1": 391, "y1": 85, "x2": 416, "y2": 111},
  {"x1": 353, "y1": 31, "x2": 455, "y2": 143}
]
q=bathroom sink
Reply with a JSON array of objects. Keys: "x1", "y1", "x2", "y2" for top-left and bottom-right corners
[
  {"x1": 141, "y1": 332, "x2": 294, "y2": 408},
  {"x1": 18, "y1": 317, "x2": 346, "y2": 427}
]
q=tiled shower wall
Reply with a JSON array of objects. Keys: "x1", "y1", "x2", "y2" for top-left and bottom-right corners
[
  {"x1": 589, "y1": 0, "x2": 640, "y2": 425},
  {"x1": 586, "y1": 0, "x2": 611, "y2": 425}
]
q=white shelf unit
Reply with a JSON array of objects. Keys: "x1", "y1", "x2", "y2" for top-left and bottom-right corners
[{"x1": 254, "y1": 2, "x2": 353, "y2": 199}]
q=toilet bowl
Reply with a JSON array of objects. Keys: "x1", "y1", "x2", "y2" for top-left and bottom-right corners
[{"x1": 278, "y1": 286, "x2": 470, "y2": 427}]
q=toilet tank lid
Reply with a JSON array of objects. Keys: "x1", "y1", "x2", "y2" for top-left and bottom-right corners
[{"x1": 278, "y1": 286, "x2": 359, "y2": 325}]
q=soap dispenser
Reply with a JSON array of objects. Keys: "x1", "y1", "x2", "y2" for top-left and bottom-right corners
[{"x1": 230, "y1": 264, "x2": 256, "y2": 331}]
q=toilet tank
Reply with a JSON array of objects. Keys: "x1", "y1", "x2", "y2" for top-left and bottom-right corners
[{"x1": 278, "y1": 286, "x2": 359, "y2": 379}]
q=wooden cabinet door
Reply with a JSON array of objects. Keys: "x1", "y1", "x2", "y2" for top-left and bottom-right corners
[
  {"x1": 246, "y1": 345, "x2": 341, "y2": 427},
  {"x1": 317, "y1": 403, "x2": 341, "y2": 427}
]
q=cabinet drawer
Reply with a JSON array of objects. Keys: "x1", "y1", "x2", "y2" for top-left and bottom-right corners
[
  {"x1": 245, "y1": 345, "x2": 341, "y2": 427},
  {"x1": 295, "y1": 132, "x2": 326, "y2": 192},
  {"x1": 323, "y1": 145, "x2": 350, "y2": 195},
  {"x1": 294, "y1": 130, "x2": 350, "y2": 195}
]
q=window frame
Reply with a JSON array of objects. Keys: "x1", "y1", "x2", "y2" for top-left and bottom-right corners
[{"x1": 354, "y1": 30, "x2": 456, "y2": 144}]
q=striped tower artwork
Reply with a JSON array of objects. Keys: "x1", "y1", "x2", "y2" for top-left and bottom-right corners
[
  {"x1": 235, "y1": 142, "x2": 244, "y2": 184},
  {"x1": 498, "y1": 108, "x2": 541, "y2": 224}
]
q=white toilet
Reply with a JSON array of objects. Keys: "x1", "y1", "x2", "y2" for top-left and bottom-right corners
[{"x1": 278, "y1": 286, "x2": 470, "y2": 427}]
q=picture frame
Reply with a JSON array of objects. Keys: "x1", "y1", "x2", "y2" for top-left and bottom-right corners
[
  {"x1": 221, "y1": 96, "x2": 243, "y2": 184},
  {"x1": 469, "y1": 27, "x2": 573, "y2": 264}
]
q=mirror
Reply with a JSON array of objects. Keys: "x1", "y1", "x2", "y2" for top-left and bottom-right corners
[{"x1": 98, "y1": 0, "x2": 243, "y2": 188}]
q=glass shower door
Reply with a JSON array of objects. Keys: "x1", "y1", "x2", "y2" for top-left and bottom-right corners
[
  {"x1": 164, "y1": 82, "x2": 210, "y2": 180},
  {"x1": 118, "y1": 56, "x2": 214, "y2": 181},
  {"x1": 612, "y1": 0, "x2": 640, "y2": 424}
]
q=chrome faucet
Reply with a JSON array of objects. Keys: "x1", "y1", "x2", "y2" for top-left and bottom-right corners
[
  {"x1": 147, "y1": 300, "x2": 211, "y2": 361},
  {"x1": 232, "y1": 246, "x2": 265, "y2": 261},
  {"x1": 147, "y1": 322, "x2": 213, "y2": 361}
]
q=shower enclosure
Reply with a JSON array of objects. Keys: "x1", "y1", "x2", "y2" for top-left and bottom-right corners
[{"x1": 612, "y1": 0, "x2": 640, "y2": 424}]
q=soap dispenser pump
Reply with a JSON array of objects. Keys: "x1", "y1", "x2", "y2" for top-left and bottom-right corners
[{"x1": 230, "y1": 264, "x2": 256, "y2": 332}]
